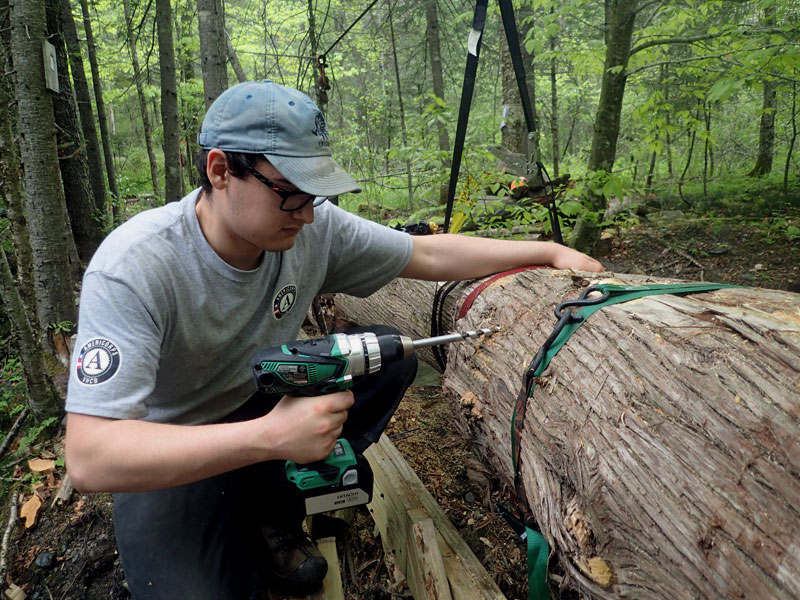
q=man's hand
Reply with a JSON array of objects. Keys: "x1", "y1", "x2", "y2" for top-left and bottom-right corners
[
  {"x1": 66, "y1": 391, "x2": 355, "y2": 493},
  {"x1": 261, "y1": 391, "x2": 355, "y2": 464},
  {"x1": 548, "y1": 244, "x2": 604, "y2": 272}
]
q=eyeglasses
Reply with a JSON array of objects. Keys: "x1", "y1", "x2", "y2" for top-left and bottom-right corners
[{"x1": 245, "y1": 165, "x2": 327, "y2": 212}]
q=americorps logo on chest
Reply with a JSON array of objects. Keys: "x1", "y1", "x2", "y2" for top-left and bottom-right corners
[
  {"x1": 273, "y1": 284, "x2": 297, "y2": 320},
  {"x1": 76, "y1": 337, "x2": 122, "y2": 385}
]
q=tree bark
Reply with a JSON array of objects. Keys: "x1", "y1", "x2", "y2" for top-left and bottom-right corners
[
  {"x1": 588, "y1": 0, "x2": 637, "y2": 177},
  {"x1": 573, "y1": 0, "x2": 638, "y2": 253},
  {"x1": 703, "y1": 103, "x2": 711, "y2": 196},
  {"x1": 79, "y1": 0, "x2": 119, "y2": 219},
  {"x1": 46, "y1": 0, "x2": 102, "y2": 263},
  {"x1": 156, "y1": 0, "x2": 183, "y2": 203},
  {"x1": 173, "y1": 1, "x2": 194, "y2": 194},
  {"x1": 0, "y1": 242, "x2": 60, "y2": 416},
  {"x1": 307, "y1": 0, "x2": 324, "y2": 108},
  {"x1": 226, "y1": 32, "x2": 248, "y2": 84},
  {"x1": 0, "y1": 18, "x2": 38, "y2": 317},
  {"x1": 197, "y1": 0, "x2": 228, "y2": 109},
  {"x1": 784, "y1": 82, "x2": 796, "y2": 194},
  {"x1": 679, "y1": 117, "x2": 698, "y2": 206},
  {"x1": 549, "y1": 8, "x2": 560, "y2": 178},
  {"x1": 748, "y1": 4, "x2": 777, "y2": 178},
  {"x1": 748, "y1": 79, "x2": 777, "y2": 177},
  {"x1": 499, "y1": 4, "x2": 538, "y2": 159},
  {"x1": 123, "y1": 0, "x2": 162, "y2": 199},
  {"x1": 10, "y1": 0, "x2": 79, "y2": 335},
  {"x1": 645, "y1": 147, "x2": 656, "y2": 193},
  {"x1": 60, "y1": 0, "x2": 106, "y2": 215},
  {"x1": 334, "y1": 270, "x2": 800, "y2": 600}
]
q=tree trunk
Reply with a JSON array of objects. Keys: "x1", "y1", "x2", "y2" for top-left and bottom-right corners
[
  {"x1": 226, "y1": 32, "x2": 248, "y2": 84},
  {"x1": 748, "y1": 79, "x2": 777, "y2": 177},
  {"x1": 46, "y1": 0, "x2": 102, "y2": 263},
  {"x1": 425, "y1": 0, "x2": 450, "y2": 205},
  {"x1": 60, "y1": 0, "x2": 106, "y2": 216},
  {"x1": 197, "y1": 0, "x2": 228, "y2": 109},
  {"x1": 10, "y1": 0, "x2": 78, "y2": 334},
  {"x1": 334, "y1": 271, "x2": 800, "y2": 600},
  {"x1": 748, "y1": 5, "x2": 777, "y2": 178},
  {"x1": 123, "y1": 0, "x2": 162, "y2": 199},
  {"x1": 663, "y1": 63, "x2": 674, "y2": 177},
  {"x1": 0, "y1": 243, "x2": 60, "y2": 416},
  {"x1": 0, "y1": 20, "x2": 38, "y2": 317},
  {"x1": 588, "y1": 0, "x2": 637, "y2": 177},
  {"x1": 645, "y1": 147, "x2": 657, "y2": 193},
  {"x1": 156, "y1": 0, "x2": 183, "y2": 203},
  {"x1": 387, "y1": 0, "x2": 413, "y2": 210},
  {"x1": 679, "y1": 118, "x2": 697, "y2": 206},
  {"x1": 703, "y1": 103, "x2": 711, "y2": 196},
  {"x1": 549, "y1": 9, "x2": 560, "y2": 178},
  {"x1": 307, "y1": 0, "x2": 324, "y2": 107},
  {"x1": 784, "y1": 82, "x2": 796, "y2": 194},
  {"x1": 174, "y1": 1, "x2": 194, "y2": 195},
  {"x1": 79, "y1": 0, "x2": 119, "y2": 220},
  {"x1": 574, "y1": 0, "x2": 638, "y2": 253},
  {"x1": 499, "y1": 5, "x2": 537, "y2": 159}
]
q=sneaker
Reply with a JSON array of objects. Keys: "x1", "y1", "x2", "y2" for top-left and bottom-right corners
[{"x1": 260, "y1": 524, "x2": 328, "y2": 595}]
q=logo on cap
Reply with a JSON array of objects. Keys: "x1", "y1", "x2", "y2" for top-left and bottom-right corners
[
  {"x1": 273, "y1": 285, "x2": 297, "y2": 320},
  {"x1": 312, "y1": 112, "x2": 330, "y2": 147},
  {"x1": 76, "y1": 338, "x2": 121, "y2": 385}
]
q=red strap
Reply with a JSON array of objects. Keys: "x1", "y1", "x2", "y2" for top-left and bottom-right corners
[{"x1": 457, "y1": 266, "x2": 545, "y2": 320}]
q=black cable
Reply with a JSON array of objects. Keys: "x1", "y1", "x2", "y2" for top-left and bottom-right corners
[
  {"x1": 430, "y1": 280, "x2": 462, "y2": 371},
  {"x1": 443, "y1": 0, "x2": 489, "y2": 233},
  {"x1": 537, "y1": 161, "x2": 564, "y2": 245},
  {"x1": 430, "y1": 282, "x2": 449, "y2": 370},
  {"x1": 320, "y1": 0, "x2": 380, "y2": 58}
]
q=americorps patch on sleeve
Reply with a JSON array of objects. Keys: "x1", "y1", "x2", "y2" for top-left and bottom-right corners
[{"x1": 76, "y1": 338, "x2": 122, "y2": 385}]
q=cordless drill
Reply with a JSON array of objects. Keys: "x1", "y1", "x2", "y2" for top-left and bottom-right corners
[{"x1": 251, "y1": 327, "x2": 499, "y2": 515}]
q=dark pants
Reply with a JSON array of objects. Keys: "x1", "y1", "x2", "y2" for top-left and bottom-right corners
[{"x1": 113, "y1": 326, "x2": 418, "y2": 600}]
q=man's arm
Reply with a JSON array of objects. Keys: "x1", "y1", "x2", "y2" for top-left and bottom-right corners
[
  {"x1": 65, "y1": 391, "x2": 354, "y2": 493},
  {"x1": 399, "y1": 234, "x2": 603, "y2": 281}
]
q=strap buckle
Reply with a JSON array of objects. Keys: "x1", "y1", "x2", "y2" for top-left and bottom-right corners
[{"x1": 553, "y1": 286, "x2": 611, "y2": 322}]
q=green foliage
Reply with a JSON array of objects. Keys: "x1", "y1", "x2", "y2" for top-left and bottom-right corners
[
  {"x1": 47, "y1": 320, "x2": 75, "y2": 336},
  {"x1": 12, "y1": 416, "x2": 58, "y2": 459},
  {"x1": 0, "y1": 354, "x2": 26, "y2": 425},
  {"x1": 654, "y1": 173, "x2": 799, "y2": 217},
  {"x1": 61, "y1": 0, "x2": 798, "y2": 240}
]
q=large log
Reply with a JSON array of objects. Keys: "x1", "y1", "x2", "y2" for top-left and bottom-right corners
[{"x1": 335, "y1": 270, "x2": 800, "y2": 599}]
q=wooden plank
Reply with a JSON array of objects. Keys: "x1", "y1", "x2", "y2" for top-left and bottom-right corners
[
  {"x1": 407, "y1": 518, "x2": 453, "y2": 600},
  {"x1": 307, "y1": 537, "x2": 343, "y2": 600},
  {"x1": 366, "y1": 438, "x2": 419, "y2": 576},
  {"x1": 366, "y1": 435, "x2": 506, "y2": 600}
]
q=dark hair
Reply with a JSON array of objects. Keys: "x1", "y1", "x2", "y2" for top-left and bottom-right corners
[{"x1": 195, "y1": 149, "x2": 263, "y2": 193}]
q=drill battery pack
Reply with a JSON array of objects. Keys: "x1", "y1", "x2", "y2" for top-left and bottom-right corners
[{"x1": 285, "y1": 439, "x2": 374, "y2": 516}]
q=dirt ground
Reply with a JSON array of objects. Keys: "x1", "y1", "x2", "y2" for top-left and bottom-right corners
[{"x1": 3, "y1": 214, "x2": 798, "y2": 600}]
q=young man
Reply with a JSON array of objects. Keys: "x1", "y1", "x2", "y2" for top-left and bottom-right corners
[{"x1": 65, "y1": 80, "x2": 602, "y2": 599}]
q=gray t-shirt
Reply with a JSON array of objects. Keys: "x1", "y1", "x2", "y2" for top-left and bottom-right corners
[{"x1": 66, "y1": 189, "x2": 413, "y2": 425}]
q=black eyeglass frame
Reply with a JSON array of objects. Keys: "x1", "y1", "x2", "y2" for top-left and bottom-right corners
[{"x1": 245, "y1": 165, "x2": 327, "y2": 212}]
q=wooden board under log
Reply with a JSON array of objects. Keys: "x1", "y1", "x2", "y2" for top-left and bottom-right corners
[{"x1": 334, "y1": 269, "x2": 800, "y2": 599}]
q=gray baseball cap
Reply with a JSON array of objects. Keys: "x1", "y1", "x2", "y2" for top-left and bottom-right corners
[{"x1": 197, "y1": 80, "x2": 360, "y2": 196}]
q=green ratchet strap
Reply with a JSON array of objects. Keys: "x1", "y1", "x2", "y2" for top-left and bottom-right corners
[{"x1": 510, "y1": 282, "x2": 740, "y2": 600}]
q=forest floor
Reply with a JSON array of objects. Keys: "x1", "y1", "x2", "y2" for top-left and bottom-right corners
[{"x1": 3, "y1": 208, "x2": 799, "y2": 600}]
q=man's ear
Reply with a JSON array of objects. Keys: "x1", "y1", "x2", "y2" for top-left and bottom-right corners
[{"x1": 206, "y1": 149, "x2": 229, "y2": 190}]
